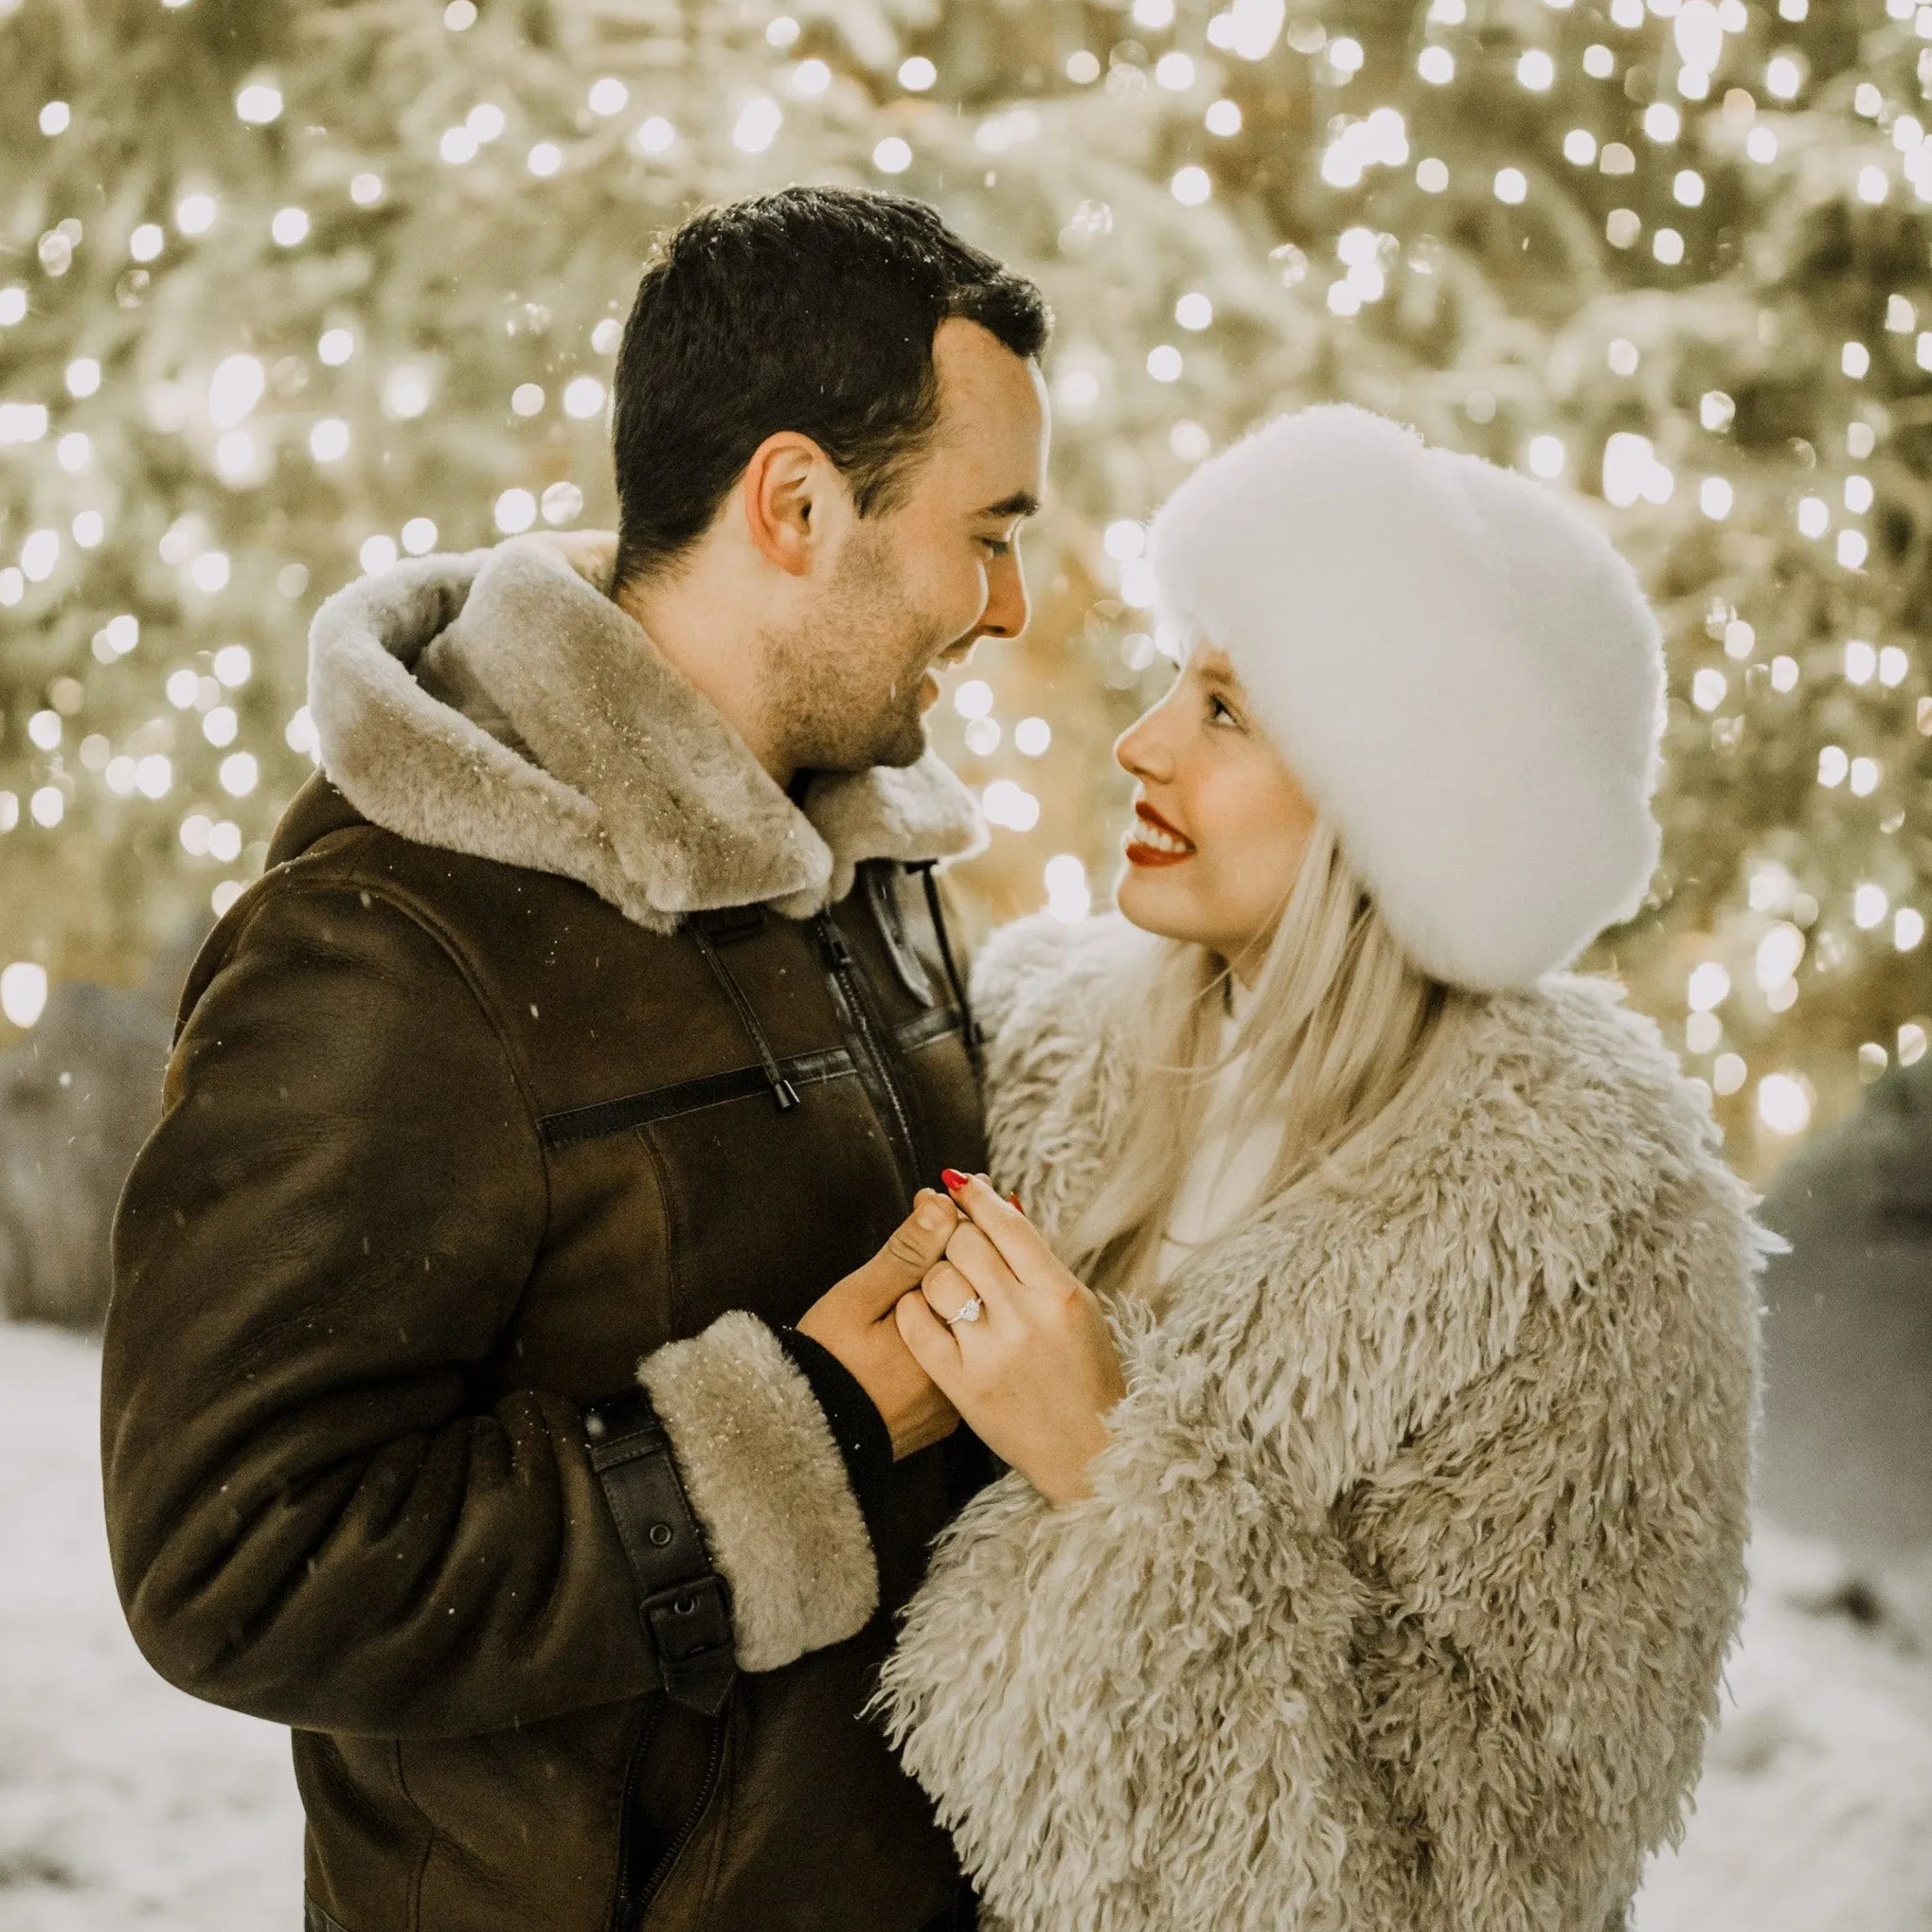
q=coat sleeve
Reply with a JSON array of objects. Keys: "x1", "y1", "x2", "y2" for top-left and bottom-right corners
[
  {"x1": 1336, "y1": 1198, "x2": 1761, "y2": 1932},
  {"x1": 101, "y1": 873, "x2": 667, "y2": 1738},
  {"x1": 102, "y1": 869, "x2": 875, "y2": 1738}
]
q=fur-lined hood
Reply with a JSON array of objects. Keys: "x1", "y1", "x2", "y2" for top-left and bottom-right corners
[
  {"x1": 305, "y1": 529, "x2": 986, "y2": 930},
  {"x1": 875, "y1": 912, "x2": 1770, "y2": 1932}
]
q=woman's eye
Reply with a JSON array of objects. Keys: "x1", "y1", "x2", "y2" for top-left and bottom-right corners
[{"x1": 1208, "y1": 694, "x2": 1240, "y2": 726}]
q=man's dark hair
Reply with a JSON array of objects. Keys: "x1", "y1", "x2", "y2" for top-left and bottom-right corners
[{"x1": 610, "y1": 186, "x2": 1051, "y2": 589}]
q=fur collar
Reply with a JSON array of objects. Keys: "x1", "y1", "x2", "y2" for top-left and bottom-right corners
[{"x1": 306, "y1": 530, "x2": 986, "y2": 932}]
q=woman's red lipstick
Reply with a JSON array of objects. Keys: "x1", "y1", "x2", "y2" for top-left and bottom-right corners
[{"x1": 1124, "y1": 799, "x2": 1197, "y2": 868}]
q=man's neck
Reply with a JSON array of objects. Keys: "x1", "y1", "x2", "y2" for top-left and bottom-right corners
[{"x1": 612, "y1": 573, "x2": 796, "y2": 790}]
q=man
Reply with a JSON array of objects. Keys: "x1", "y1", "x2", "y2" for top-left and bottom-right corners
[{"x1": 101, "y1": 187, "x2": 1051, "y2": 1932}]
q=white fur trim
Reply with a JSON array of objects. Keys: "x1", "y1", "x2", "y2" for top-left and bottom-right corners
[
  {"x1": 1148, "y1": 404, "x2": 1665, "y2": 992},
  {"x1": 307, "y1": 531, "x2": 985, "y2": 930},
  {"x1": 875, "y1": 915, "x2": 1768, "y2": 1931},
  {"x1": 637, "y1": 1311, "x2": 878, "y2": 1673}
]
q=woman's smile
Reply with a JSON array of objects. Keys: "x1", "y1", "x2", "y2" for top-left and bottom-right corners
[{"x1": 1124, "y1": 797, "x2": 1197, "y2": 867}]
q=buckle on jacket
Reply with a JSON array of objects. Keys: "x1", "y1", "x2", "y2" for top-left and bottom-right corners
[{"x1": 643, "y1": 1574, "x2": 736, "y2": 1717}]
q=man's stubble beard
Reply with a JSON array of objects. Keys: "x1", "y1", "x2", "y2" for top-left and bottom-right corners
[{"x1": 761, "y1": 524, "x2": 955, "y2": 775}]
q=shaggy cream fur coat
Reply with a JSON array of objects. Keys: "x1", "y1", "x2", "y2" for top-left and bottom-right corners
[{"x1": 873, "y1": 912, "x2": 1768, "y2": 1932}]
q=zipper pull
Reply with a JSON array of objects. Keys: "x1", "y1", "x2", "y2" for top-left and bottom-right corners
[{"x1": 818, "y1": 918, "x2": 854, "y2": 970}]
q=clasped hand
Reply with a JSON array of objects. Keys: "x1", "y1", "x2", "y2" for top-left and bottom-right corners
[{"x1": 895, "y1": 1172, "x2": 1127, "y2": 1508}]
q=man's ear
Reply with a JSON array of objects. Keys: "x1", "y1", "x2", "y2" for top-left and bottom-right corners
[{"x1": 740, "y1": 432, "x2": 825, "y2": 578}]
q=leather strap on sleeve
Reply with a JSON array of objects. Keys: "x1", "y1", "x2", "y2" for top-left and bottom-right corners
[{"x1": 582, "y1": 1386, "x2": 737, "y2": 1717}]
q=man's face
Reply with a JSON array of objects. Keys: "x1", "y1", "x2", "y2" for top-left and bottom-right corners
[{"x1": 765, "y1": 318, "x2": 1049, "y2": 773}]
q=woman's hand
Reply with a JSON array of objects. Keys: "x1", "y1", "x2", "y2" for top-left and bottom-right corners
[{"x1": 894, "y1": 1171, "x2": 1128, "y2": 1507}]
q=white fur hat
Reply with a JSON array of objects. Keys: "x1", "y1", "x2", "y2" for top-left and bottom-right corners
[{"x1": 1146, "y1": 403, "x2": 1665, "y2": 992}]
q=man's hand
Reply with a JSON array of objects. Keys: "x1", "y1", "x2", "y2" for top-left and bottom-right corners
[{"x1": 796, "y1": 1189, "x2": 964, "y2": 1460}]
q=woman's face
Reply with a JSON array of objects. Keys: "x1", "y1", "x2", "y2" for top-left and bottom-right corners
[{"x1": 1112, "y1": 643, "x2": 1318, "y2": 976}]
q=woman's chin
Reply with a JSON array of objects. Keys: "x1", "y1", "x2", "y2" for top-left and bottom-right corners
[{"x1": 1115, "y1": 861, "x2": 1204, "y2": 943}]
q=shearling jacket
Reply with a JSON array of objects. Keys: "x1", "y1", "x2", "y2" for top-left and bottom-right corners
[
  {"x1": 102, "y1": 531, "x2": 995, "y2": 1932},
  {"x1": 873, "y1": 912, "x2": 1769, "y2": 1932}
]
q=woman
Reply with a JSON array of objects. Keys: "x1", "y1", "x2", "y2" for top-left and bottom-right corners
[{"x1": 871, "y1": 405, "x2": 1768, "y2": 1931}]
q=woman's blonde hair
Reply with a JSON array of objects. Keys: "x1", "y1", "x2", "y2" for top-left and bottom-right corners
[{"x1": 1064, "y1": 815, "x2": 1476, "y2": 1303}]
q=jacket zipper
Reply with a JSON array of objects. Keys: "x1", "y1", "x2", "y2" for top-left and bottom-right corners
[
  {"x1": 628, "y1": 1710, "x2": 728, "y2": 1926},
  {"x1": 813, "y1": 914, "x2": 926, "y2": 1206},
  {"x1": 608, "y1": 1701, "x2": 660, "y2": 1930}
]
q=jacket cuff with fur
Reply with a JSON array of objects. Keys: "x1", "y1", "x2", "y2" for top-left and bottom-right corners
[
  {"x1": 636, "y1": 1311, "x2": 879, "y2": 1673},
  {"x1": 769, "y1": 1323, "x2": 895, "y2": 1532}
]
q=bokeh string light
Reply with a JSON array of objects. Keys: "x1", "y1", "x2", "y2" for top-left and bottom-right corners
[{"x1": 2, "y1": 0, "x2": 1930, "y2": 1169}]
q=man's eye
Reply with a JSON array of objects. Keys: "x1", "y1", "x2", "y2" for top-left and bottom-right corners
[{"x1": 980, "y1": 537, "x2": 1012, "y2": 558}]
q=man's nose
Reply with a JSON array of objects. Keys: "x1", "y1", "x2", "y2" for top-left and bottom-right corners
[{"x1": 975, "y1": 551, "x2": 1030, "y2": 642}]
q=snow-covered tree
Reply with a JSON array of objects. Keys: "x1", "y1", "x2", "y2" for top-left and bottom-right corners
[{"x1": 4, "y1": 0, "x2": 1929, "y2": 1170}]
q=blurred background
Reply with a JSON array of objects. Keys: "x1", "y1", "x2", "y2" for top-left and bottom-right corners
[{"x1": 1, "y1": 0, "x2": 1929, "y2": 1926}]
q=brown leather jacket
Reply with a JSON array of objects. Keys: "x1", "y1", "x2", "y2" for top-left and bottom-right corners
[{"x1": 102, "y1": 533, "x2": 995, "y2": 1931}]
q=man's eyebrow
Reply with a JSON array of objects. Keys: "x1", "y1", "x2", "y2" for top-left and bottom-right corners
[{"x1": 975, "y1": 491, "x2": 1041, "y2": 519}]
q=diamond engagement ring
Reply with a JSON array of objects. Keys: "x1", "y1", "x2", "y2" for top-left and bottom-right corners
[{"x1": 942, "y1": 1295, "x2": 984, "y2": 1328}]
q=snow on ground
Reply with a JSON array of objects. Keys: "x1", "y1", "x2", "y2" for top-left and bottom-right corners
[
  {"x1": 1636, "y1": 1530, "x2": 1932, "y2": 1932},
  {"x1": 2, "y1": 1317, "x2": 1929, "y2": 1931},
  {"x1": 0, "y1": 1322, "x2": 302, "y2": 1931}
]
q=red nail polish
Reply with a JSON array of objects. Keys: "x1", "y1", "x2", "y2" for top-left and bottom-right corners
[{"x1": 940, "y1": 1169, "x2": 971, "y2": 1193}]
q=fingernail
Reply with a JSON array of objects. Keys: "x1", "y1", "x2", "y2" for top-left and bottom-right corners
[
  {"x1": 917, "y1": 1199, "x2": 949, "y2": 1232},
  {"x1": 1007, "y1": 1191, "x2": 1025, "y2": 1214},
  {"x1": 940, "y1": 1169, "x2": 971, "y2": 1193}
]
